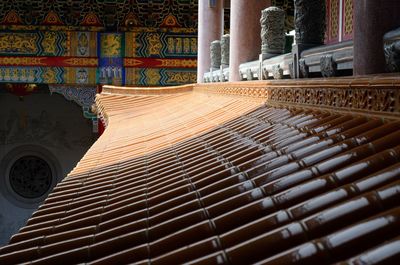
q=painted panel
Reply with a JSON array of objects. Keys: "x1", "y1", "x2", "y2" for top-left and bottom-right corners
[
  {"x1": 125, "y1": 68, "x2": 196, "y2": 86},
  {"x1": 0, "y1": 67, "x2": 64, "y2": 84},
  {"x1": 326, "y1": 0, "x2": 353, "y2": 44},
  {"x1": 0, "y1": 1, "x2": 198, "y2": 31},
  {"x1": 342, "y1": 0, "x2": 354, "y2": 41},
  {"x1": 0, "y1": 30, "x2": 197, "y2": 86},
  {"x1": 126, "y1": 32, "x2": 197, "y2": 58},
  {"x1": 124, "y1": 31, "x2": 197, "y2": 86},
  {"x1": 98, "y1": 33, "x2": 124, "y2": 86},
  {"x1": 326, "y1": 0, "x2": 340, "y2": 44},
  {"x1": 0, "y1": 32, "x2": 67, "y2": 56}
]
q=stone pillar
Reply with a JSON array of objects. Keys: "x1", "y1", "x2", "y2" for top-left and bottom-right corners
[
  {"x1": 261, "y1": 7, "x2": 286, "y2": 58},
  {"x1": 210, "y1": 40, "x2": 221, "y2": 69},
  {"x1": 221, "y1": 34, "x2": 230, "y2": 67},
  {"x1": 220, "y1": 34, "x2": 230, "y2": 82},
  {"x1": 292, "y1": 0, "x2": 326, "y2": 78},
  {"x1": 354, "y1": 0, "x2": 400, "y2": 75},
  {"x1": 294, "y1": 0, "x2": 325, "y2": 45},
  {"x1": 197, "y1": 0, "x2": 224, "y2": 83},
  {"x1": 229, "y1": 0, "x2": 271, "y2": 81}
]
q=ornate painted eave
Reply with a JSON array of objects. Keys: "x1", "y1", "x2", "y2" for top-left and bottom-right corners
[{"x1": 49, "y1": 84, "x2": 98, "y2": 131}]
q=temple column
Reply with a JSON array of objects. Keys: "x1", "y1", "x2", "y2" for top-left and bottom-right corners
[
  {"x1": 197, "y1": 0, "x2": 224, "y2": 83},
  {"x1": 353, "y1": 1, "x2": 400, "y2": 75},
  {"x1": 229, "y1": 0, "x2": 271, "y2": 81},
  {"x1": 292, "y1": 0, "x2": 326, "y2": 78}
]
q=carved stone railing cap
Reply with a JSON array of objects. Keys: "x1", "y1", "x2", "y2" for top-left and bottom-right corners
[
  {"x1": 384, "y1": 27, "x2": 400, "y2": 40},
  {"x1": 263, "y1": 6, "x2": 285, "y2": 13}
]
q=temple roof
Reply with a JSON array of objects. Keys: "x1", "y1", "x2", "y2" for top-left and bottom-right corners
[{"x1": 0, "y1": 77, "x2": 400, "y2": 264}]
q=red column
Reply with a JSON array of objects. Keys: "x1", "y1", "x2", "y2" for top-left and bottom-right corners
[
  {"x1": 353, "y1": 0, "x2": 400, "y2": 75},
  {"x1": 197, "y1": 0, "x2": 224, "y2": 83},
  {"x1": 229, "y1": 0, "x2": 271, "y2": 81}
]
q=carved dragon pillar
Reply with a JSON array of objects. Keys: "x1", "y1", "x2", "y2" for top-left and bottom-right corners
[
  {"x1": 260, "y1": 7, "x2": 286, "y2": 58},
  {"x1": 292, "y1": 0, "x2": 326, "y2": 78},
  {"x1": 220, "y1": 34, "x2": 230, "y2": 81}
]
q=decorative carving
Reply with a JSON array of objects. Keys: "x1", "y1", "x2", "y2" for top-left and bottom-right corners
[
  {"x1": 268, "y1": 87, "x2": 398, "y2": 114},
  {"x1": 384, "y1": 41, "x2": 400, "y2": 72},
  {"x1": 320, "y1": 55, "x2": 337, "y2": 77},
  {"x1": 246, "y1": 69, "x2": 254, "y2": 81},
  {"x1": 299, "y1": 59, "x2": 309, "y2": 78},
  {"x1": 288, "y1": 61, "x2": 294, "y2": 79},
  {"x1": 261, "y1": 7, "x2": 286, "y2": 55},
  {"x1": 219, "y1": 72, "x2": 226, "y2": 82},
  {"x1": 272, "y1": 65, "x2": 284, "y2": 79},
  {"x1": 239, "y1": 71, "x2": 245, "y2": 81},
  {"x1": 213, "y1": 73, "x2": 219, "y2": 82},
  {"x1": 271, "y1": 0, "x2": 295, "y2": 32},
  {"x1": 294, "y1": 0, "x2": 326, "y2": 45},
  {"x1": 49, "y1": 85, "x2": 97, "y2": 108},
  {"x1": 221, "y1": 34, "x2": 230, "y2": 66},
  {"x1": 210, "y1": 40, "x2": 221, "y2": 69},
  {"x1": 195, "y1": 77, "x2": 400, "y2": 117},
  {"x1": 261, "y1": 67, "x2": 269, "y2": 80},
  {"x1": 384, "y1": 28, "x2": 400, "y2": 73}
]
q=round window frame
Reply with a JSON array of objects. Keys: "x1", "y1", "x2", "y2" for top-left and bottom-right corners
[
  {"x1": 9, "y1": 155, "x2": 53, "y2": 199},
  {"x1": 0, "y1": 145, "x2": 62, "y2": 208}
]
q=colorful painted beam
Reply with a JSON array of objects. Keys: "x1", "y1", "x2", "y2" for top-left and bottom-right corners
[
  {"x1": 124, "y1": 58, "x2": 197, "y2": 68},
  {"x1": 0, "y1": 57, "x2": 98, "y2": 67}
]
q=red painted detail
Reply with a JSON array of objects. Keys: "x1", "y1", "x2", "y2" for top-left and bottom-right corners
[
  {"x1": 0, "y1": 57, "x2": 98, "y2": 67},
  {"x1": 124, "y1": 58, "x2": 197, "y2": 68}
]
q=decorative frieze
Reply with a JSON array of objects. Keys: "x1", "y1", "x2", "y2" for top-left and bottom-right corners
[
  {"x1": 268, "y1": 87, "x2": 397, "y2": 113},
  {"x1": 194, "y1": 77, "x2": 400, "y2": 117},
  {"x1": 260, "y1": 7, "x2": 286, "y2": 56}
]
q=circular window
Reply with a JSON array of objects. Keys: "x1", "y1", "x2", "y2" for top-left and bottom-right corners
[
  {"x1": 9, "y1": 156, "x2": 53, "y2": 199},
  {"x1": 1, "y1": 145, "x2": 62, "y2": 208}
]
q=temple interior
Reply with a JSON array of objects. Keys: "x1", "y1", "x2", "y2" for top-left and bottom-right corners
[{"x1": 0, "y1": 1, "x2": 400, "y2": 264}]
